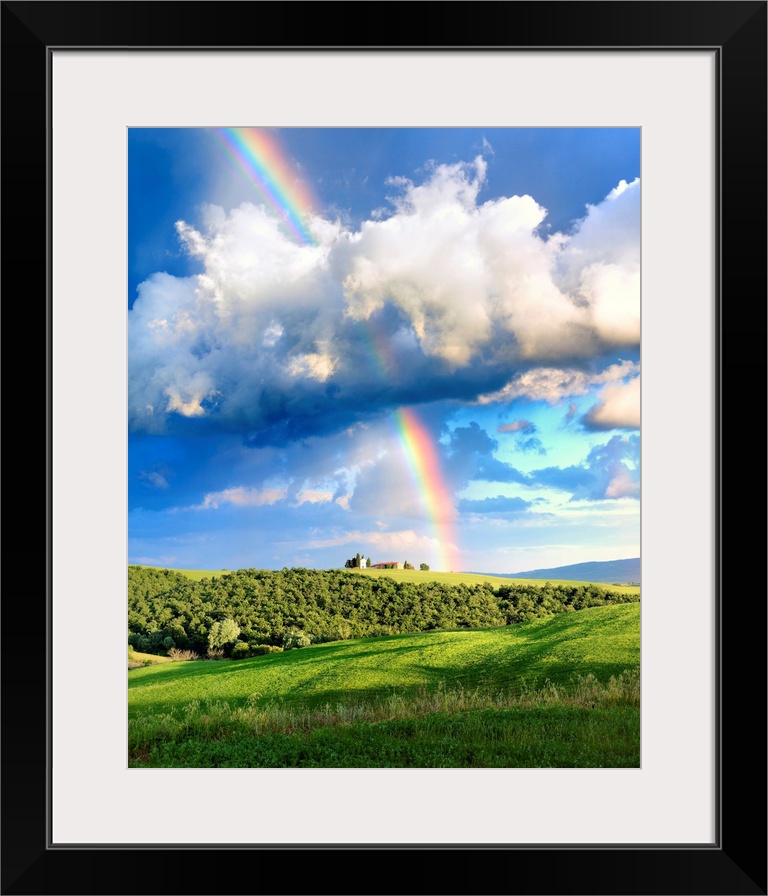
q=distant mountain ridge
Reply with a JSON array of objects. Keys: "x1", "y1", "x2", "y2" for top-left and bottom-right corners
[{"x1": 472, "y1": 557, "x2": 640, "y2": 584}]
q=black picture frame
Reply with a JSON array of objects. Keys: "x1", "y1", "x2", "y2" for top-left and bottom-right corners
[{"x1": 2, "y1": 2, "x2": 765, "y2": 894}]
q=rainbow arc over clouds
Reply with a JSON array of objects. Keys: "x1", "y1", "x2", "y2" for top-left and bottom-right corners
[
  {"x1": 393, "y1": 407, "x2": 460, "y2": 572},
  {"x1": 211, "y1": 130, "x2": 459, "y2": 569},
  {"x1": 213, "y1": 128, "x2": 317, "y2": 245}
]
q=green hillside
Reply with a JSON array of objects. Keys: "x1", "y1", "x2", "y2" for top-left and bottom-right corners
[
  {"x1": 129, "y1": 565, "x2": 639, "y2": 662},
  {"x1": 345, "y1": 567, "x2": 640, "y2": 595},
  {"x1": 130, "y1": 565, "x2": 230, "y2": 582},
  {"x1": 129, "y1": 603, "x2": 639, "y2": 716},
  {"x1": 128, "y1": 604, "x2": 639, "y2": 768},
  {"x1": 131, "y1": 563, "x2": 640, "y2": 595}
]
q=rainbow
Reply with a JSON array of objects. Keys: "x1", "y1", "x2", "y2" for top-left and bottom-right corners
[
  {"x1": 393, "y1": 407, "x2": 460, "y2": 572},
  {"x1": 212, "y1": 128, "x2": 317, "y2": 245}
]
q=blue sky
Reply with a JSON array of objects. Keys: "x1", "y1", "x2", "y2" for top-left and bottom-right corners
[{"x1": 128, "y1": 127, "x2": 640, "y2": 573}]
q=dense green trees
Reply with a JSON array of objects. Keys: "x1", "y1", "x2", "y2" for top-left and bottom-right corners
[{"x1": 127, "y1": 566, "x2": 638, "y2": 658}]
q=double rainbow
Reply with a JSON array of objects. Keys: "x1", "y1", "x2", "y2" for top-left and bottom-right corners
[
  {"x1": 212, "y1": 128, "x2": 460, "y2": 571},
  {"x1": 213, "y1": 128, "x2": 317, "y2": 245}
]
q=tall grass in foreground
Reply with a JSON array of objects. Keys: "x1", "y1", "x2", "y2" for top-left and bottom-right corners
[{"x1": 129, "y1": 669, "x2": 639, "y2": 768}]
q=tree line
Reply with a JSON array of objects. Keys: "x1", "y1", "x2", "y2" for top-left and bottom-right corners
[{"x1": 128, "y1": 566, "x2": 638, "y2": 659}]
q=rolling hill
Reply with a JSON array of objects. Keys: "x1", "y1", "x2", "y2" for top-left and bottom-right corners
[
  {"x1": 474, "y1": 557, "x2": 640, "y2": 585},
  {"x1": 129, "y1": 603, "x2": 639, "y2": 715},
  {"x1": 128, "y1": 603, "x2": 640, "y2": 768}
]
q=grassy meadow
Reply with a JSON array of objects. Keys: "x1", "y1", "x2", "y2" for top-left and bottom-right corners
[{"x1": 129, "y1": 603, "x2": 640, "y2": 768}]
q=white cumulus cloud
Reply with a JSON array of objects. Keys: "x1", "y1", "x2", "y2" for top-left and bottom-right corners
[
  {"x1": 129, "y1": 161, "x2": 640, "y2": 443},
  {"x1": 582, "y1": 376, "x2": 640, "y2": 430}
]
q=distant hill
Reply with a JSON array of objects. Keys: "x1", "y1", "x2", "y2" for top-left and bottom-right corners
[{"x1": 472, "y1": 558, "x2": 640, "y2": 585}]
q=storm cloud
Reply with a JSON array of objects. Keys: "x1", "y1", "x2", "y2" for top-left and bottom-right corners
[{"x1": 129, "y1": 160, "x2": 640, "y2": 447}]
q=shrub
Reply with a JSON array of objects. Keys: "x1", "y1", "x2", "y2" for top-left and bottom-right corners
[
  {"x1": 282, "y1": 630, "x2": 312, "y2": 650},
  {"x1": 333, "y1": 621, "x2": 352, "y2": 641},
  {"x1": 168, "y1": 647, "x2": 199, "y2": 661},
  {"x1": 249, "y1": 644, "x2": 283, "y2": 656},
  {"x1": 231, "y1": 641, "x2": 250, "y2": 660},
  {"x1": 206, "y1": 647, "x2": 225, "y2": 660}
]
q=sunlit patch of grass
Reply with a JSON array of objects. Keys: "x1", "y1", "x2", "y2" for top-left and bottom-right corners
[
  {"x1": 128, "y1": 647, "x2": 174, "y2": 668},
  {"x1": 129, "y1": 604, "x2": 639, "y2": 717},
  {"x1": 130, "y1": 565, "x2": 230, "y2": 582}
]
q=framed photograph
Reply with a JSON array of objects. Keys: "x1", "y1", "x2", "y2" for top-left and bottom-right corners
[{"x1": 3, "y1": 2, "x2": 765, "y2": 894}]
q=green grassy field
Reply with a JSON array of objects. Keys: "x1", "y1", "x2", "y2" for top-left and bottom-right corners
[
  {"x1": 129, "y1": 602, "x2": 638, "y2": 714},
  {"x1": 131, "y1": 700, "x2": 640, "y2": 768},
  {"x1": 131, "y1": 564, "x2": 640, "y2": 595},
  {"x1": 129, "y1": 603, "x2": 640, "y2": 768}
]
